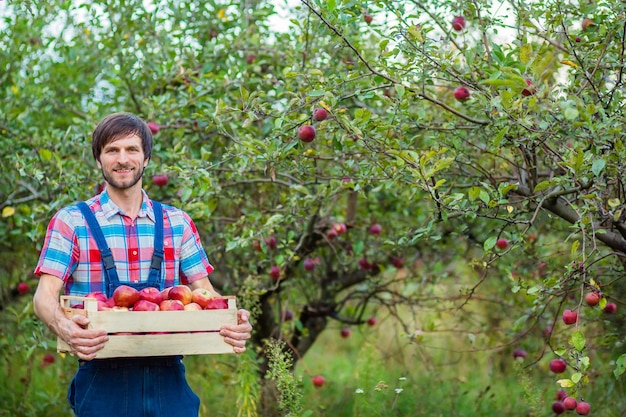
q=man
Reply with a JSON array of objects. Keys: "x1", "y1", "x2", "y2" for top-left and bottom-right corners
[{"x1": 33, "y1": 112, "x2": 252, "y2": 417}]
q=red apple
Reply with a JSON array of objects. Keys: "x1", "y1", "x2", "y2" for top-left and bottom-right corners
[
  {"x1": 132, "y1": 300, "x2": 160, "y2": 311},
  {"x1": 552, "y1": 401, "x2": 565, "y2": 415},
  {"x1": 86, "y1": 291, "x2": 107, "y2": 302},
  {"x1": 138, "y1": 287, "x2": 163, "y2": 305},
  {"x1": 550, "y1": 359, "x2": 567, "y2": 374},
  {"x1": 575, "y1": 36, "x2": 581, "y2": 42},
  {"x1": 513, "y1": 348, "x2": 527, "y2": 360},
  {"x1": 367, "y1": 316, "x2": 377, "y2": 326},
  {"x1": 496, "y1": 238, "x2": 509, "y2": 249},
  {"x1": 563, "y1": 397, "x2": 577, "y2": 410},
  {"x1": 603, "y1": 302, "x2": 617, "y2": 314},
  {"x1": 184, "y1": 302, "x2": 203, "y2": 311},
  {"x1": 562, "y1": 309, "x2": 578, "y2": 325},
  {"x1": 303, "y1": 258, "x2": 316, "y2": 271},
  {"x1": 326, "y1": 228, "x2": 338, "y2": 239},
  {"x1": 312, "y1": 375, "x2": 325, "y2": 387},
  {"x1": 161, "y1": 287, "x2": 172, "y2": 300},
  {"x1": 340, "y1": 327, "x2": 351, "y2": 338},
  {"x1": 452, "y1": 16, "x2": 466, "y2": 31},
  {"x1": 363, "y1": 14, "x2": 373, "y2": 24},
  {"x1": 113, "y1": 285, "x2": 140, "y2": 308},
  {"x1": 252, "y1": 240, "x2": 262, "y2": 251},
  {"x1": 575, "y1": 401, "x2": 590, "y2": 415},
  {"x1": 168, "y1": 285, "x2": 193, "y2": 305},
  {"x1": 333, "y1": 223, "x2": 347, "y2": 235},
  {"x1": 147, "y1": 122, "x2": 160, "y2": 135},
  {"x1": 391, "y1": 256, "x2": 405, "y2": 268},
  {"x1": 159, "y1": 299, "x2": 185, "y2": 311},
  {"x1": 454, "y1": 86, "x2": 471, "y2": 101},
  {"x1": 313, "y1": 108, "x2": 328, "y2": 121},
  {"x1": 42, "y1": 353, "x2": 55, "y2": 366},
  {"x1": 585, "y1": 292, "x2": 600, "y2": 307},
  {"x1": 522, "y1": 79, "x2": 536, "y2": 96},
  {"x1": 556, "y1": 389, "x2": 568, "y2": 401},
  {"x1": 263, "y1": 236, "x2": 277, "y2": 250},
  {"x1": 358, "y1": 258, "x2": 372, "y2": 270},
  {"x1": 16, "y1": 282, "x2": 30, "y2": 295},
  {"x1": 369, "y1": 224, "x2": 382, "y2": 235},
  {"x1": 204, "y1": 298, "x2": 229, "y2": 310},
  {"x1": 153, "y1": 174, "x2": 169, "y2": 187},
  {"x1": 581, "y1": 19, "x2": 595, "y2": 32},
  {"x1": 191, "y1": 288, "x2": 214, "y2": 308},
  {"x1": 298, "y1": 125, "x2": 316, "y2": 143},
  {"x1": 270, "y1": 265, "x2": 281, "y2": 280}
]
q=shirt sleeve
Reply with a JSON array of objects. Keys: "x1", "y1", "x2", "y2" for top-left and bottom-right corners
[
  {"x1": 34, "y1": 208, "x2": 80, "y2": 282},
  {"x1": 179, "y1": 212, "x2": 214, "y2": 284}
]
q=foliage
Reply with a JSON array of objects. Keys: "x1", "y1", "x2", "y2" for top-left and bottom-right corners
[{"x1": 1, "y1": 0, "x2": 625, "y2": 416}]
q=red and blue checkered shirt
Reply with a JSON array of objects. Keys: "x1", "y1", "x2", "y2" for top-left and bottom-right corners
[{"x1": 34, "y1": 189, "x2": 214, "y2": 295}]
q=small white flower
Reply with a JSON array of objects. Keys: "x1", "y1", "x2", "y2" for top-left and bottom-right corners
[
  {"x1": 355, "y1": 388, "x2": 364, "y2": 394},
  {"x1": 395, "y1": 388, "x2": 404, "y2": 394}
]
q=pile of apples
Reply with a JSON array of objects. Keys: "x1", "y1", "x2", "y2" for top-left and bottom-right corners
[{"x1": 83, "y1": 284, "x2": 228, "y2": 311}]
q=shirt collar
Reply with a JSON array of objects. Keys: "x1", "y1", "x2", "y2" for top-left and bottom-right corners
[{"x1": 99, "y1": 189, "x2": 156, "y2": 223}]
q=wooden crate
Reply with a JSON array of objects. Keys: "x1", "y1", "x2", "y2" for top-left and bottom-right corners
[{"x1": 57, "y1": 295, "x2": 238, "y2": 358}]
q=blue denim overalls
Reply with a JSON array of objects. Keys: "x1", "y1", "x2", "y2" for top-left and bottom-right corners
[{"x1": 66, "y1": 201, "x2": 201, "y2": 417}]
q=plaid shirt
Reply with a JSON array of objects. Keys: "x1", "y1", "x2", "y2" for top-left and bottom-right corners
[{"x1": 34, "y1": 189, "x2": 213, "y2": 295}]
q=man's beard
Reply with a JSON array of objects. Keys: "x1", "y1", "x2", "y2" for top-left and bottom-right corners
[{"x1": 101, "y1": 166, "x2": 144, "y2": 190}]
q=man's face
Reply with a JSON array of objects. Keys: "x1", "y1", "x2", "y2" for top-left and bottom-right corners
[{"x1": 97, "y1": 134, "x2": 148, "y2": 191}]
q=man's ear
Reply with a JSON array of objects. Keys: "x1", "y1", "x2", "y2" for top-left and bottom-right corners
[{"x1": 143, "y1": 158, "x2": 150, "y2": 168}]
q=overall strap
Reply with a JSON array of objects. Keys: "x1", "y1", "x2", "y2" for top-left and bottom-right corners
[
  {"x1": 77, "y1": 202, "x2": 121, "y2": 287},
  {"x1": 148, "y1": 201, "x2": 164, "y2": 285}
]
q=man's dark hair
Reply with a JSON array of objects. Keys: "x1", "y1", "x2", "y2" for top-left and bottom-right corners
[{"x1": 92, "y1": 112, "x2": 153, "y2": 162}]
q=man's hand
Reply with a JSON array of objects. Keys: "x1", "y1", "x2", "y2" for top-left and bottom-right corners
[
  {"x1": 59, "y1": 314, "x2": 109, "y2": 361},
  {"x1": 219, "y1": 309, "x2": 252, "y2": 354}
]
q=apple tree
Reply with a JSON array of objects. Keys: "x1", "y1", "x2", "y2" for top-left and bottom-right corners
[{"x1": 1, "y1": 0, "x2": 625, "y2": 415}]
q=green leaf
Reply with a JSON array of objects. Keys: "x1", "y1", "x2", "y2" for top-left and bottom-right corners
[
  {"x1": 614, "y1": 353, "x2": 626, "y2": 378},
  {"x1": 591, "y1": 158, "x2": 605, "y2": 176},
  {"x1": 513, "y1": 314, "x2": 529, "y2": 331},
  {"x1": 570, "y1": 330, "x2": 586, "y2": 351},
  {"x1": 564, "y1": 107, "x2": 579, "y2": 121},
  {"x1": 571, "y1": 372, "x2": 582, "y2": 383},
  {"x1": 308, "y1": 90, "x2": 325, "y2": 97},
  {"x1": 484, "y1": 236, "x2": 496, "y2": 251},
  {"x1": 556, "y1": 379, "x2": 575, "y2": 388},
  {"x1": 326, "y1": 0, "x2": 335, "y2": 11},
  {"x1": 38, "y1": 148, "x2": 52, "y2": 161}
]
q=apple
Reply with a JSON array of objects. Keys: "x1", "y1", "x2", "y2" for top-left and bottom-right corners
[
  {"x1": 263, "y1": 236, "x2": 277, "y2": 250},
  {"x1": 326, "y1": 228, "x2": 338, "y2": 239},
  {"x1": 161, "y1": 287, "x2": 172, "y2": 300},
  {"x1": 391, "y1": 256, "x2": 404, "y2": 268},
  {"x1": 313, "y1": 108, "x2": 328, "y2": 121},
  {"x1": 184, "y1": 302, "x2": 203, "y2": 311},
  {"x1": 204, "y1": 298, "x2": 229, "y2": 310},
  {"x1": 603, "y1": 302, "x2": 617, "y2": 314},
  {"x1": 522, "y1": 79, "x2": 536, "y2": 96},
  {"x1": 138, "y1": 287, "x2": 163, "y2": 305},
  {"x1": 86, "y1": 291, "x2": 107, "y2": 302},
  {"x1": 98, "y1": 299, "x2": 114, "y2": 311},
  {"x1": 543, "y1": 325, "x2": 553, "y2": 338},
  {"x1": 582, "y1": 19, "x2": 595, "y2": 32},
  {"x1": 575, "y1": 36, "x2": 581, "y2": 42},
  {"x1": 113, "y1": 285, "x2": 140, "y2": 308},
  {"x1": 312, "y1": 375, "x2": 325, "y2": 387},
  {"x1": 367, "y1": 316, "x2": 377, "y2": 326},
  {"x1": 562, "y1": 309, "x2": 578, "y2": 325},
  {"x1": 584, "y1": 291, "x2": 600, "y2": 307},
  {"x1": 191, "y1": 288, "x2": 214, "y2": 308},
  {"x1": 281, "y1": 310, "x2": 294, "y2": 321},
  {"x1": 340, "y1": 327, "x2": 351, "y2": 338},
  {"x1": 556, "y1": 390, "x2": 568, "y2": 401},
  {"x1": 454, "y1": 86, "x2": 471, "y2": 101},
  {"x1": 147, "y1": 121, "x2": 160, "y2": 135},
  {"x1": 42, "y1": 353, "x2": 55, "y2": 366},
  {"x1": 552, "y1": 401, "x2": 565, "y2": 415},
  {"x1": 369, "y1": 224, "x2": 382, "y2": 235},
  {"x1": 159, "y1": 299, "x2": 185, "y2": 311},
  {"x1": 563, "y1": 397, "x2": 577, "y2": 410},
  {"x1": 575, "y1": 401, "x2": 590, "y2": 415},
  {"x1": 168, "y1": 285, "x2": 193, "y2": 305},
  {"x1": 358, "y1": 257, "x2": 372, "y2": 270},
  {"x1": 111, "y1": 306, "x2": 130, "y2": 311},
  {"x1": 496, "y1": 238, "x2": 509, "y2": 249},
  {"x1": 513, "y1": 348, "x2": 527, "y2": 360},
  {"x1": 303, "y1": 258, "x2": 316, "y2": 271},
  {"x1": 298, "y1": 125, "x2": 316, "y2": 143},
  {"x1": 363, "y1": 14, "x2": 373, "y2": 24},
  {"x1": 452, "y1": 16, "x2": 466, "y2": 31},
  {"x1": 133, "y1": 300, "x2": 160, "y2": 311},
  {"x1": 333, "y1": 223, "x2": 347, "y2": 235},
  {"x1": 252, "y1": 240, "x2": 262, "y2": 251},
  {"x1": 270, "y1": 265, "x2": 281, "y2": 280},
  {"x1": 153, "y1": 174, "x2": 169, "y2": 187},
  {"x1": 550, "y1": 359, "x2": 567, "y2": 374},
  {"x1": 16, "y1": 282, "x2": 30, "y2": 295}
]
